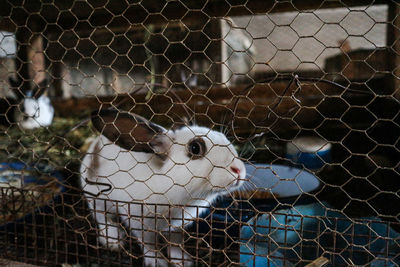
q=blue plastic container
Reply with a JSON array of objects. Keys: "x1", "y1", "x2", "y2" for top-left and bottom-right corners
[
  {"x1": 191, "y1": 164, "x2": 322, "y2": 246},
  {"x1": 240, "y1": 202, "x2": 400, "y2": 267},
  {"x1": 237, "y1": 165, "x2": 399, "y2": 267},
  {"x1": 286, "y1": 136, "x2": 331, "y2": 169}
]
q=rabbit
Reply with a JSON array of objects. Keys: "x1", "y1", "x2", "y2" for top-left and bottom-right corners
[
  {"x1": 0, "y1": 77, "x2": 54, "y2": 129},
  {"x1": 80, "y1": 109, "x2": 246, "y2": 267}
]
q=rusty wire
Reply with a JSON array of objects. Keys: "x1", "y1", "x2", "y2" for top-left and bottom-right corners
[{"x1": 0, "y1": 1, "x2": 399, "y2": 267}]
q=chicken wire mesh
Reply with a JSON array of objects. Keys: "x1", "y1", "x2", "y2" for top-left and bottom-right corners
[{"x1": 0, "y1": 0, "x2": 399, "y2": 266}]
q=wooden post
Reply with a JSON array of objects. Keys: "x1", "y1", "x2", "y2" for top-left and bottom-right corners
[
  {"x1": 52, "y1": 61, "x2": 64, "y2": 97},
  {"x1": 15, "y1": 26, "x2": 47, "y2": 96},
  {"x1": 29, "y1": 34, "x2": 46, "y2": 85},
  {"x1": 15, "y1": 27, "x2": 31, "y2": 95},
  {"x1": 206, "y1": 18, "x2": 223, "y2": 85},
  {"x1": 387, "y1": 2, "x2": 400, "y2": 99}
]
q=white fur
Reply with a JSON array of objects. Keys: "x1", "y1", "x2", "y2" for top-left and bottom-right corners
[
  {"x1": 80, "y1": 125, "x2": 246, "y2": 266},
  {"x1": 14, "y1": 95, "x2": 54, "y2": 129}
]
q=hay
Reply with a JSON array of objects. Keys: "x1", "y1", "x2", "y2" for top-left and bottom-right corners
[
  {"x1": 0, "y1": 117, "x2": 94, "y2": 168},
  {"x1": 0, "y1": 117, "x2": 93, "y2": 224}
]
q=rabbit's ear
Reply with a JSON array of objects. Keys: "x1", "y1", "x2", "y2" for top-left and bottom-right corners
[
  {"x1": 33, "y1": 79, "x2": 48, "y2": 98},
  {"x1": 9, "y1": 77, "x2": 20, "y2": 88},
  {"x1": 91, "y1": 109, "x2": 170, "y2": 157},
  {"x1": 9, "y1": 77, "x2": 25, "y2": 99}
]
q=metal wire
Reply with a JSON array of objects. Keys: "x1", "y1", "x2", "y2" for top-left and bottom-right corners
[{"x1": 0, "y1": 1, "x2": 399, "y2": 267}]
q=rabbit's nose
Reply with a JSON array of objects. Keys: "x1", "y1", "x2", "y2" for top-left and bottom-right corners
[{"x1": 230, "y1": 166, "x2": 241, "y2": 175}]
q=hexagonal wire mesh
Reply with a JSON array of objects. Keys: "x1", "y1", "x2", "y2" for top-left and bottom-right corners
[{"x1": 0, "y1": 0, "x2": 399, "y2": 266}]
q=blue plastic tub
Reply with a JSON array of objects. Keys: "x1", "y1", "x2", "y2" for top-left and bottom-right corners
[
  {"x1": 286, "y1": 136, "x2": 331, "y2": 169},
  {"x1": 240, "y1": 202, "x2": 400, "y2": 267},
  {"x1": 191, "y1": 164, "x2": 322, "y2": 244},
  {"x1": 235, "y1": 165, "x2": 400, "y2": 267}
]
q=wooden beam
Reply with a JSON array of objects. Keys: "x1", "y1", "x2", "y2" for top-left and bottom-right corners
[
  {"x1": 0, "y1": 259, "x2": 40, "y2": 267},
  {"x1": 0, "y1": 0, "x2": 389, "y2": 32},
  {"x1": 52, "y1": 79, "x2": 375, "y2": 138},
  {"x1": 57, "y1": 0, "x2": 389, "y2": 30}
]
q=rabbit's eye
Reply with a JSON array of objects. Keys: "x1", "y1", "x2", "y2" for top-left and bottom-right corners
[
  {"x1": 187, "y1": 138, "x2": 206, "y2": 159},
  {"x1": 191, "y1": 143, "x2": 200, "y2": 154}
]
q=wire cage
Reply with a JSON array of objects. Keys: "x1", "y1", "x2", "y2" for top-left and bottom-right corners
[{"x1": 0, "y1": 0, "x2": 399, "y2": 266}]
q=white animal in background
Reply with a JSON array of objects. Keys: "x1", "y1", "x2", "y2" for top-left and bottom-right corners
[
  {"x1": 0, "y1": 77, "x2": 54, "y2": 130},
  {"x1": 80, "y1": 109, "x2": 246, "y2": 267},
  {"x1": 14, "y1": 92, "x2": 54, "y2": 129}
]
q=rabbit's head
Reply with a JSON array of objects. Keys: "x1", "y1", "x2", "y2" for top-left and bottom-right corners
[
  {"x1": 15, "y1": 95, "x2": 54, "y2": 129},
  {"x1": 166, "y1": 125, "x2": 245, "y2": 193},
  {"x1": 9, "y1": 78, "x2": 54, "y2": 129},
  {"x1": 91, "y1": 109, "x2": 246, "y2": 198}
]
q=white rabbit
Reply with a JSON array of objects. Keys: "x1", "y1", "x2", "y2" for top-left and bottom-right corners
[
  {"x1": 0, "y1": 77, "x2": 54, "y2": 130},
  {"x1": 80, "y1": 109, "x2": 246, "y2": 267},
  {"x1": 14, "y1": 93, "x2": 54, "y2": 129}
]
